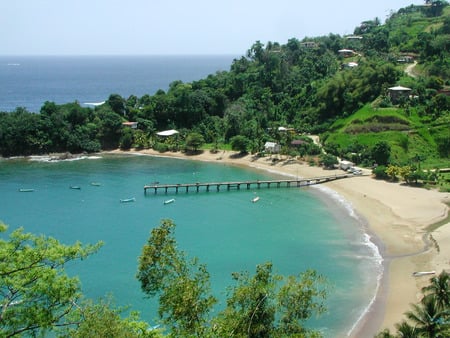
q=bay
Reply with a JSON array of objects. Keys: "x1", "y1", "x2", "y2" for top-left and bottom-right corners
[{"x1": 0, "y1": 154, "x2": 381, "y2": 337}]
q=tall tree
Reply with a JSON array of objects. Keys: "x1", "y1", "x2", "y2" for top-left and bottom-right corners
[
  {"x1": 137, "y1": 220, "x2": 217, "y2": 337},
  {"x1": 405, "y1": 295, "x2": 449, "y2": 337},
  {"x1": 0, "y1": 223, "x2": 102, "y2": 337},
  {"x1": 137, "y1": 220, "x2": 328, "y2": 337},
  {"x1": 422, "y1": 271, "x2": 450, "y2": 310}
]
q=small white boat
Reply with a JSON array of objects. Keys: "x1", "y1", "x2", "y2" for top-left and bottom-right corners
[
  {"x1": 251, "y1": 196, "x2": 260, "y2": 203},
  {"x1": 90, "y1": 182, "x2": 101, "y2": 186},
  {"x1": 120, "y1": 197, "x2": 136, "y2": 203},
  {"x1": 19, "y1": 188, "x2": 34, "y2": 192},
  {"x1": 164, "y1": 198, "x2": 175, "y2": 205},
  {"x1": 412, "y1": 271, "x2": 436, "y2": 277},
  {"x1": 70, "y1": 186, "x2": 81, "y2": 190}
]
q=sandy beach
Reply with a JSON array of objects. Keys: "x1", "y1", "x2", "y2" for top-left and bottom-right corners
[{"x1": 109, "y1": 148, "x2": 449, "y2": 337}]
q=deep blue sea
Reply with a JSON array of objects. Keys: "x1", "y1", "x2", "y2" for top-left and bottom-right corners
[
  {"x1": 0, "y1": 55, "x2": 237, "y2": 113},
  {"x1": 0, "y1": 56, "x2": 382, "y2": 336}
]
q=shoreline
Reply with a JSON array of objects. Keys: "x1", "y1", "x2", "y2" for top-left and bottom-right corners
[{"x1": 27, "y1": 149, "x2": 450, "y2": 336}]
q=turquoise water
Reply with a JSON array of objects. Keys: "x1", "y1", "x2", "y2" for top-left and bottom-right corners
[{"x1": 0, "y1": 154, "x2": 381, "y2": 337}]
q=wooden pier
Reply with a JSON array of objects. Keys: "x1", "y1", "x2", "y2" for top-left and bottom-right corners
[{"x1": 144, "y1": 174, "x2": 352, "y2": 195}]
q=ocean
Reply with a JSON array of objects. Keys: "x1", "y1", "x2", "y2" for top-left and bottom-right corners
[
  {"x1": 0, "y1": 55, "x2": 238, "y2": 113},
  {"x1": 0, "y1": 56, "x2": 382, "y2": 336}
]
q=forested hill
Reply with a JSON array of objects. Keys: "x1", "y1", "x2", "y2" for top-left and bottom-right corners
[{"x1": 0, "y1": 2, "x2": 449, "y2": 171}]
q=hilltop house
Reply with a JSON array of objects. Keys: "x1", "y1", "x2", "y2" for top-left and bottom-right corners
[
  {"x1": 156, "y1": 129, "x2": 179, "y2": 137},
  {"x1": 388, "y1": 86, "x2": 412, "y2": 104},
  {"x1": 122, "y1": 121, "x2": 138, "y2": 129},
  {"x1": 338, "y1": 49, "x2": 356, "y2": 57}
]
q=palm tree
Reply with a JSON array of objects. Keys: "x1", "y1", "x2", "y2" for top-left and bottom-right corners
[
  {"x1": 405, "y1": 295, "x2": 448, "y2": 337},
  {"x1": 422, "y1": 271, "x2": 450, "y2": 310},
  {"x1": 395, "y1": 320, "x2": 420, "y2": 337},
  {"x1": 374, "y1": 328, "x2": 395, "y2": 338}
]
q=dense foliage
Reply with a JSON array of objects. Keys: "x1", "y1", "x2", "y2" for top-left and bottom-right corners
[
  {"x1": 1, "y1": 2, "x2": 448, "y2": 174},
  {"x1": 0, "y1": 222, "x2": 159, "y2": 337},
  {"x1": 137, "y1": 219, "x2": 328, "y2": 338}
]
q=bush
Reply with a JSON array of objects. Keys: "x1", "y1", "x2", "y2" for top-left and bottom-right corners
[
  {"x1": 153, "y1": 142, "x2": 169, "y2": 153},
  {"x1": 372, "y1": 165, "x2": 388, "y2": 179}
]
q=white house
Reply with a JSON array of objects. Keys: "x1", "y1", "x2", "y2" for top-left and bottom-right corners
[
  {"x1": 339, "y1": 160, "x2": 354, "y2": 171},
  {"x1": 156, "y1": 129, "x2": 179, "y2": 137},
  {"x1": 122, "y1": 121, "x2": 138, "y2": 129},
  {"x1": 264, "y1": 142, "x2": 280, "y2": 154},
  {"x1": 388, "y1": 86, "x2": 412, "y2": 104}
]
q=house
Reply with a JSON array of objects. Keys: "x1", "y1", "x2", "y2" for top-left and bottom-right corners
[
  {"x1": 300, "y1": 41, "x2": 318, "y2": 48},
  {"x1": 291, "y1": 140, "x2": 307, "y2": 146},
  {"x1": 156, "y1": 129, "x2": 179, "y2": 137},
  {"x1": 339, "y1": 160, "x2": 354, "y2": 171},
  {"x1": 122, "y1": 121, "x2": 138, "y2": 129},
  {"x1": 264, "y1": 142, "x2": 280, "y2": 154},
  {"x1": 388, "y1": 86, "x2": 412, "y2": 104},
  {"x1": 342, "y1": 62, "x2": 358, "y2": 69},
  {"x1": 338, "y1": 49, "x2": 356, "y2": 57},
  {"x1": 345, "y1": 35, "x2": 363, "y2": 40},
  {"x1": 397, "y1": 56, "x2": 414, "y2": 63}
]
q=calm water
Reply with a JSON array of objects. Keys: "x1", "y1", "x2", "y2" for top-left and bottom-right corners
[
  {"x1": 0, "y1": 155, "x2": 381, "y2": 337},
  {"x1": 0, "y1": 55, "x2": 237, "y2": 112}
]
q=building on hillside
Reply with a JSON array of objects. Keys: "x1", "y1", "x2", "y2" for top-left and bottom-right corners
[
  {"x1": 339, "y1": 160, "x2": 354, "y2": 171},
  {"x1": 264, "y1": 142, "x2": 281, "y2": 154},
  {"x1": 300, "y1": 41, "x2": 318, "y2": 48},
  {"x1": 156, "y1": 129, "x2": 179, "y2": 137},
  {"x1": 338, "y1": 49, "x2": 357, "y2": 57},
  {"x1": 122, "y1": 121, "x2": 138, "y2": 129},
  {"x1": 396, "y1": 55, "x2": 415, "y2": 63},
  {"x1": 342, "y1": 62, "x2": 358, "y2": 69},
  {"x1": 388, "y1": 86, "x2": 412, "y2": 104},
  {"x1": 345, "y1": 35, "x2": 363, "y2": 40}
]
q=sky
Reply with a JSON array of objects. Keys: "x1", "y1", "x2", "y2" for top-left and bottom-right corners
[{"x1": 1, "y1": 0, "x2": 425, "y2": 56}]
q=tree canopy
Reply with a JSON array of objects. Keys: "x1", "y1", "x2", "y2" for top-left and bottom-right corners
[
  {"x1": 137, "y1": 219, "x2": 328, "y2": 337},
  {"x1": 0, "y1": 222, "x2": 157, "y2": 337}
]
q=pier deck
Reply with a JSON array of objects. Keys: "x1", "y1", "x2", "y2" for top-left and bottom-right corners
[{"x1": 144, "y1": 174, "x2": 353, "y2": 195}]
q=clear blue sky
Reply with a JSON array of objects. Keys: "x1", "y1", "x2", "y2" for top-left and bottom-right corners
[{"x1": 1, "y1": 0, "x2": 424, "y2": 55}]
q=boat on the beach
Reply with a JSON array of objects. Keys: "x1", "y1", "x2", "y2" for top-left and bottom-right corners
[
  {"x1": 70, "y1": 186, "x2": 81, "y2": 190},
  {"x1": 251, "y1": 196, "x2": 260, "y2": 203},
  {"x1": 412, "y1": 271, "x2": 436, "y2": 277},
  {"x1": 164, "y1": 198, "x2": 175, "y2": 205},
  {"x1": 19, "y1": 188, "x2": 34, "y2": 192},
  {"x1": 120, "y1": 197, "x2": 136, "y2": 203}
]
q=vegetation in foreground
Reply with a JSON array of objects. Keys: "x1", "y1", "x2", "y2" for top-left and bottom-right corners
[
  {"x1": 0, "y1": 220, "x2": 328, "y2": 337},
  {"x1": 1, "y1": 219, "x2": 449, "y2": 337}
]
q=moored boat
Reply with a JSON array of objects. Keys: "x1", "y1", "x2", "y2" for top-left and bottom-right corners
[
  {"x1": 120, "y1": 197, "x2": 136, "y2": 203},
  {"x1": 70, "y1": 186, "x2": 81, "y2": 190},
  {"x1": 164, "y1": 198, "x2": 175, "y2": 205},
  {"x1": 251, "y1": 196, "x2": 260, "y2": 203},
  {"x1": 412, "y1": 271, "x2": 436, "y2": 277},
  {"x1": 19, "y1": 188, "x2": 34, "y2": 192}
]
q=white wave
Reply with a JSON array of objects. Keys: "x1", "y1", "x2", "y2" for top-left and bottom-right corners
[
  {"x1": 310, "y1": 184, "x2": 383, "y2": 336},
  {"x1": 29, "y1": 155, "x2": 102, "y2": 163},
  {"x1": 313, "y1": 184, "x2": 358, "y2": 219}
]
